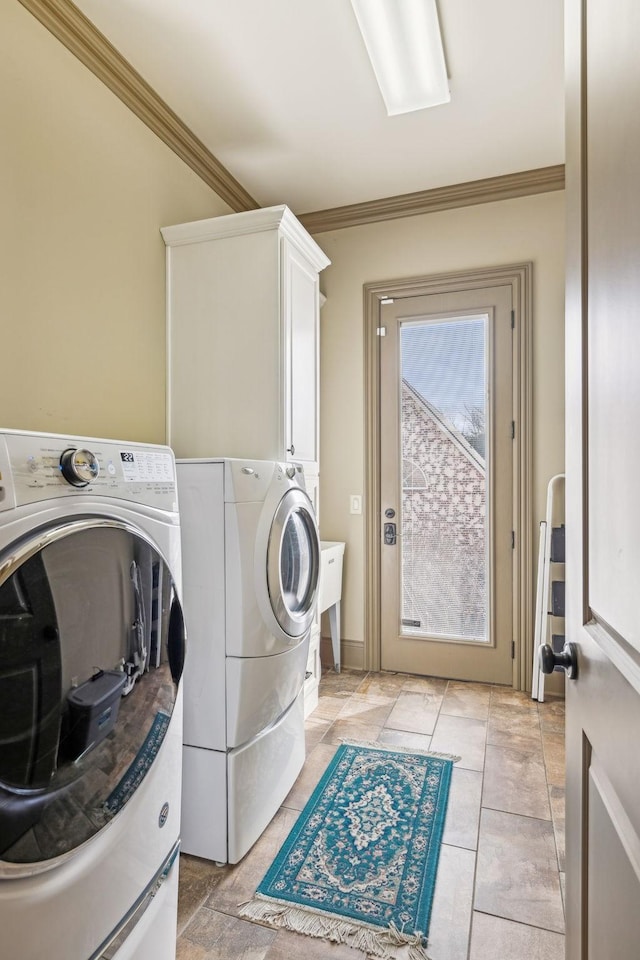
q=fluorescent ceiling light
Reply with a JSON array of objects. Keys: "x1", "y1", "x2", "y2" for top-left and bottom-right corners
[{"x1": 350, "y1": 0, "x2": 450, "y2": 115}]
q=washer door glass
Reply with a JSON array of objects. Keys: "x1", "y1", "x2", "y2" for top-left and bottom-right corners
[
  {"x1": 0, "y1": 520, "x2": 185, "y2": 872},
  {"x1": 267, "y1": 489, "x2": 320, "y2": 638}
]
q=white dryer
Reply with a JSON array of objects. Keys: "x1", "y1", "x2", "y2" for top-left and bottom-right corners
[
  {"x1": 0, "y1": 429, "x2": 185, "y2": 960},
  {"x1": 177, "y1": 458, "x2": 320, "y2": 864}
]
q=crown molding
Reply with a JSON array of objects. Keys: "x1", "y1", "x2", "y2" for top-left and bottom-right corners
[
  {"x1": 18, "y1": 0, "x2": 258, "y2": 213},
  {"x1": 161, "y1": 204, "x2": 330, "y2": 271},
  {"x1": 19, "y1": 1, "x2": 564, "y2": 232},
  {"x1": 299, "y1": 164, "x2": 565, "y2": 234}
]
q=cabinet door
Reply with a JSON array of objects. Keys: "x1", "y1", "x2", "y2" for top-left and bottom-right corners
[{"x1": 282, "y1": 239, "x2": 319, "y2": 468}]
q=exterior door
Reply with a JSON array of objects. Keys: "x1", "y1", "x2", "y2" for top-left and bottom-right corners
[
  {"x1": 379, "y1": 286, "x2": 514, "y2": 683},
  {"x1": 565, "y1": 0, "x2": 640, "y2": 956}
]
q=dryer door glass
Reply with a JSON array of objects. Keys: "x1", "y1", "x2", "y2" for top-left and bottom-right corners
[
  {"x1": 282, "y1": 509, "x2": 315, "y2": 613},
  {"x1": 0, "y1": 520, "x2": 185, "y2": 872},
  {"x1": 267, "y1": 489, "x2": 320, "y2": 638}
]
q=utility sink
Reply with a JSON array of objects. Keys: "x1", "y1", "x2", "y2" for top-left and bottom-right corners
[{"x1": 319, "y1": 541, "x2": 345, "y2": 671}]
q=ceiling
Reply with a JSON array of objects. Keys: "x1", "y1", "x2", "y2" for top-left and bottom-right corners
[{"x1": 72, "y1": 0, "x2": 564, "y2": 216}]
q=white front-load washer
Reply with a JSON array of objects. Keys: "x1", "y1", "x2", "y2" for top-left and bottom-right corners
[
  {"x1": 0, "y1": 429, "x2": 185, "y2": 960},
  {"x1": 177, "y1": 458, "x2": 320, "y2": 864}
]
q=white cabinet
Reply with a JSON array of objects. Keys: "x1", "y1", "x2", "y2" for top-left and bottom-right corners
[
  {"x1": 284, "y1": 240, "x2": 321, "y2": 464},
  {"x1": 161, "y1": 206, "x2": 330, "y2": 472}
]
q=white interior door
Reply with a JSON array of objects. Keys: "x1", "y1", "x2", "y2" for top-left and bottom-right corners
[{"x1": 565, "y1": 0, "x2": 640, "y2": 956}]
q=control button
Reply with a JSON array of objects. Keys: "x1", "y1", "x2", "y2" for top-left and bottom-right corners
[
  {"x1": 60, "y1": 448, "x2": 100, "y2": 487},
  {"x1": 286, "y1": 466, "x2": 296, "y2": 479},
  {"x1": 241, "y1": 467, "x2": 255, "y2": 475},
  {"x1": 27, "y1": 456, "x2": 38, "y2": 473},
  {"x1": 107, "y1": 461, "x2": 117, "y2": 476}
]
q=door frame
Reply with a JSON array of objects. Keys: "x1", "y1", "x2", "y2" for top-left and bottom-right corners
[{"x1": 363, "y1": 263, "x2": 533, "y2": 689}]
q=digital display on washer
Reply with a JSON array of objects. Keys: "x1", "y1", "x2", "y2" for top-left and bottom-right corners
[
  {"x1": 119, "y1": 449, "x2": 175, "y2": 483},
  {"x1": 0, "y1": 522, "x2": 185, "y2": 868}
]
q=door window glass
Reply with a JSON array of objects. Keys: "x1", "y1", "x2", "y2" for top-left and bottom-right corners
[
  {"x1": 401, "y1": 315, "x2": 490, "y2": 642},
  {"x1": 0, "y1": 523, "x2": 184, "y2": 867}
]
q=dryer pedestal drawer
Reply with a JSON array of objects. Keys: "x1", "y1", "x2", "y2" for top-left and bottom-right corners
[
  {"x1": 225, "y1": 636, "x2": 309, "y2": 748},
  {"x1": 181, "y1": 691, "x2": 306, "y2": 865},
  {"x1": 227, "y1": 690, "x2": 305, "y2": 863}
]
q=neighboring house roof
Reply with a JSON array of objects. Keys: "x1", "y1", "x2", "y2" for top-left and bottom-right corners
[{"x1": 402, "y1": 379, "x2": 486, "y2": 475}]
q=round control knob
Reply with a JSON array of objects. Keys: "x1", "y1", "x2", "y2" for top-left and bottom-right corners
[{"x1": 60, "y1": 448, "x2": 100, "y2": 487}]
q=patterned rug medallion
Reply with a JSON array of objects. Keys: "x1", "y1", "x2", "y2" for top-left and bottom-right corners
[{"x1": 240, "y1": 742, "x2": 455, "y2": 960}]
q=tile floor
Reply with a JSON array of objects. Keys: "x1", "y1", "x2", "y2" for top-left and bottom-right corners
[{"x1": 176, "y1": 669, "x2": 566, "y2": 960}]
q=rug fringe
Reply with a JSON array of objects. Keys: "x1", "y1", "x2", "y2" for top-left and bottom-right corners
[
  {"x1": 239, "y1": 895, "x2": 434, "y2": 960},
  {"x1": 339, "y1": 738, "x2": 461, "y2": 763}
]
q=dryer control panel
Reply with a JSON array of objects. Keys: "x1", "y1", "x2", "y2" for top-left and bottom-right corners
[{"x1": 0, "y1": 430, "x2": 177, "y2": 512}]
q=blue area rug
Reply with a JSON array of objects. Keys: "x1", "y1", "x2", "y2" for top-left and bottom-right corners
[{"x1": 240, "y1": 742, "x2": 455, "y2": 960}]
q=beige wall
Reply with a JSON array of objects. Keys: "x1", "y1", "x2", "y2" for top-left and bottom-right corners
[
  {"x1": 315, "y1": 191, "x2": 566, "y2": 669},
  {"x1": 1, "y1": 1, "x2": 230, "y2": 443}
]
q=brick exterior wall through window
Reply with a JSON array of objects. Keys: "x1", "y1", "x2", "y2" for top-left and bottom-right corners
[{"x1": 401, "y1": 380, "x2": 487, "y2": 640}]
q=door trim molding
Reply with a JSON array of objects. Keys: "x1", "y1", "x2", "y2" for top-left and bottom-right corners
[{"x1": 364, "y1": 263, "x2": 533, "y2": 688}]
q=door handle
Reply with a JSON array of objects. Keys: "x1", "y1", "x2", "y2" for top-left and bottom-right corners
[
  {"x1": 384, "y1": 522, "x2": 397, "y2": 546},
  {"x1": 540, "y1": 642, "x2": 578, "y2": 680}
]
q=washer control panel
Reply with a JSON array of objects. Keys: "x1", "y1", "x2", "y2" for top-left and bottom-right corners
[{"x1": 0, "y1": 431, "x2": 177, "y2": 512}]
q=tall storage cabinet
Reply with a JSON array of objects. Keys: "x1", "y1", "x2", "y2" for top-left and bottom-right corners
[
  {"x1": 161, "y1": 206, "x2": 329, "y2": 716},
  {"x1": 161, "y1": 205, "x2": 330, "y2": 475}
]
